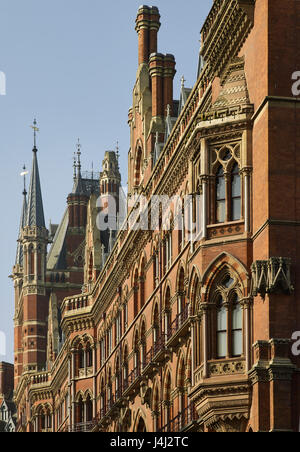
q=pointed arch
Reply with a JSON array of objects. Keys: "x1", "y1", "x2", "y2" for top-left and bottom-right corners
[
  {"x1": 202, "y1": 252, "x2": 250, "y2": 302},
  {"x1": 133, "y1": 408, "x2": 147, "y2": 433}
]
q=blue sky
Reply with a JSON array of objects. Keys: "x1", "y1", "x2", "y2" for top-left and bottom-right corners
[{"x1": 0, "y1": 0, "x2": 212, "y2": 363}]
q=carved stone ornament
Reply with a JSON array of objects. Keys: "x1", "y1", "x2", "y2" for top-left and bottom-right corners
[{"x1": 251, "y1": 257, "x2": 294, "y2": 297}]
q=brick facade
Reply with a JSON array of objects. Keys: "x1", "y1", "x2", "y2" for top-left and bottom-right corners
[{"x1": 12, "y1": 1, "x2": 300, "y2": 432}]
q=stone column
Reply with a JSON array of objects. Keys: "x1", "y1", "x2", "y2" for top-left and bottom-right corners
[{"x1": 93, "y1": 345, "x2": 97, "y2": 418}]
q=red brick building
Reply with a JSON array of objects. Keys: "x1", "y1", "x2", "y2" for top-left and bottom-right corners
[{"x1": 12, "y1": 1, "x2": 300, "y2": 432}]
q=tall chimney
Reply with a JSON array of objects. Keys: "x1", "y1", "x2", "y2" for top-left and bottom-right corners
[
  {"x1": 149, "y1": 6, "x2": 161, "y2": 55},
  {"x1": 163, "y1": 54, "x2": 176, "y2": 116},
  {"x1": 149, "y1": 53, "x2": 164, "y2": 117},
  {"x1": 136, "y1": 5, "x2": 151, "y2": 65}
]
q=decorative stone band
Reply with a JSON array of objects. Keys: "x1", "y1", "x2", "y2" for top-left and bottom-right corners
[
  {"x1": 251, "y1": 257, "x2": 294, "y2": 297},
  {"x1": 200, "y1": 0, "x2": 255, "y2": 80}
]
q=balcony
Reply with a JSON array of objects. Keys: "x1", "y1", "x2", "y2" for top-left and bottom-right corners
[
  {"x1": 153, "y1": 334, "x2": 167, "y2": 362},
  {"x1": 72, "y1": 421, "x2": 97, "y2": 432},
  {"x1": 167, "y1": 304, "x2": 190, "y2": 347},
  {"x1": 159, "y1": 404, "x2": 198, "y2": 432},
  {"x1": 122, "y1": 366, "x2": 141, "y2": 397}
]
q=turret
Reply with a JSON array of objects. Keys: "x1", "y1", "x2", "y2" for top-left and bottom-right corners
[{"x1": 17, "y1": 120, "x2": 49, "y2": 374}]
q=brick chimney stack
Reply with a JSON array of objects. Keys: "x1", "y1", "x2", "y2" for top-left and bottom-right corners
[
  {"x1": 163, "y1": 54, "x2": 176, "y2": 117},
  {"x1": 136, "y1": 5, "x2": 161, "y2": 65},
  {"x1": 149, "y1": 53, "x2": 176, "y2": 118},
  {"x1": 149, "y1": 52, "x2": 164, "y2": 117}
]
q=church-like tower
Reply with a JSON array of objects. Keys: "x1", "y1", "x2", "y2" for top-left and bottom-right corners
[{"x1": 13, "y1": 121, "x2": 49, "y2": 379}]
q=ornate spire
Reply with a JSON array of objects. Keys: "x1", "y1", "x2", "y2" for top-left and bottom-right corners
[
  {"x1": 26, "y1": 120, "x2": 46, "y2": 228},
  {"x1": 116, "y1": 141, "x2": 120, "y2": 169},
  {"x1": 72, "y1": 139, "x2": 86, "y2": 195},
  {"x1": 16, "y1": 166, "x2": 28, "y2": 265}
]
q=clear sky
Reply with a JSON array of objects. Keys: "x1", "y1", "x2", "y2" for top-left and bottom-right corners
[{"x1": 0, "y1": 0, "x2": 212, "y2": 363}]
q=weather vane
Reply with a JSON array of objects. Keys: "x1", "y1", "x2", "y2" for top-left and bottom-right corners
[{"x1": 30, "y1": 118, "x2": 39, "y2": 148}]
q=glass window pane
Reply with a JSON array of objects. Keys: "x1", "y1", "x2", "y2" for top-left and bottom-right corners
[
  {"x1": 217, "y1": 176, "x2": 225, "y2": 199},
  {"x1": 232, "y1": 173, "x2": 241, "y2": 197},
  {"x1": 232, "y1": 304, "x2": 242, "y2": 329},
  {"x1": 217, "y1": 307, "x2": 227, "y2": 330},
  {"x1": 217, "y1": 331, "x2": 227, "y2": 358},
  {"x1": 217, "y1": 200, "x2": 225, "y2": 223},
  {"x1": 232, "y1": 330, "x2": 242, "y2": 356},
  {"x1": 232, "y1": 198, "x2": 241, "y2": 221}
]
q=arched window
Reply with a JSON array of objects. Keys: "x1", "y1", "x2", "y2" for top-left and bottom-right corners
[
  {"x1": 232, "y1": 293, "x2": 242, "y2": 357},
  {"x1": 164, "y1": 372, "x2": 172, "y2": 428},
  {"x1": 141, "y1": 322, "x2": 146, "y2": 369},
  {"x1": 231, "y1": 163, "x2": 241, "y2": 221},
  {"x1": 115, "y1": 357, "x2": 121, "y2": 398},
  {"x1": 123, "y1": 346, "x2": 129, "y2": 387},
  {"x1": 78, "y1": 344, "x2": 84, "y2": 370},
  {"x1": 152, "y1": 383, "x2": 160, "y2": 431},
  {"x1": 86, "y1": 342, "x2": 93, "y2": 368},
  {"x1": 216, "y1": 296, "x2": 227, "y2": 359},
  {"x1": 153, "y1": 304, "x2": 160, "y2": 346},
  {"x1": 165, "y1": 287, "x2": 172, "y2": 340},
  {"x1": 153, "y1": 250, "x2": 159, "y2": 289},
  {"x1": 178, "y1": 268, "x2": 186, "y2": 313},
  {"x1": 100, "y1": 379, "x2": 106, "y2": 417},
  {"x1": 216, "y1": 166, "x2": 225, "y2": 223},
  {"x1": 212, "y1": 273, "x2": 243, "y2": 360},
  {"x1": 134, "y1": 147, "x2": 143, "y2": 187},
  {"x1": 77, "y1": 396, "x2": 84, "y2": 424},
  {"x1": 134, "y1": 331, "x2": 140, "y2": 372},
  {"x1": 137, "y1": 417, "x2": 146, "y2": 432},
  {"x1": 86, "y1": 395, "x2": 93, "y2": 422},
  {"x1": 140, "y1": 259, "x2": 145, "y2": 309},
  {"x1": 133, "y1": 269, "x2": 139, "y2": 318},
  {"x1": 108, "y1": 369, "x2": 113, "y2": 408}
]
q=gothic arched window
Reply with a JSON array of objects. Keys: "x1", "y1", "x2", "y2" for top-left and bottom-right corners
[
  {"x1": 216, "y1": 166, "x2": 226, "y2": 223},
  {"x1": 231, "y1": 163, "x2": 241, "y2": 221},
  {"x1": 232, "y1": 293, "x2": 242, "y2": 357},
  {"x1": 216, "y1": 295, "x2": 227, "y2": 359}
]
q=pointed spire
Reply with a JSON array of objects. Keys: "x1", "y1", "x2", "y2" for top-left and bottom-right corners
[
  {"x1": 16, "y1": 166, "x2": 28, "y2": 265},
  {"x1": 116, "y1": 141, "x2": 120, "y2": 169},
  {"x1": 26, "y1": 119, "x2": 46, "y2": 228},
  {"x1": 72, "y1": 139, "x2": 86, "y2": 195},
  {"x1": 181, "y1": 75, "x2": 186, "y2": 89}
]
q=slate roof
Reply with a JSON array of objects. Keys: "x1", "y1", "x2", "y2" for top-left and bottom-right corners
[{"x1": 26, "y1": 148, "x2": 46, "y2": 228}]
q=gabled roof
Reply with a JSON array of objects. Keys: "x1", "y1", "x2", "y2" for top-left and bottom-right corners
[
  {"x1": 47, "y1": 209, "x2": 68, "y2": 270},
  {"x1": 178, "y1": 87, "x2": 192, "y2": 115}
]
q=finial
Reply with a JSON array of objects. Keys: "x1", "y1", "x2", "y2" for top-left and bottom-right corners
[
  {"x1": 20, "y1": 164, "x2": 28, "y2": 195},
  {"x1": 76, "y1": 138, "x2": 82, "y2": 173},
  {"x1": 166, "y1": 104, "x2": 171, "y2": 117},
  {"x1": 73, "y1": 152, "x2": 77, "y2": 181},
  {"x1": 181, "y1": 75, "x2": 186, "y2": 89},
  {"x1": 116, "y1": 141, "x2": 120, "y2": 167},
  {"x1": 30, "y1": 118, "x2": 39, "y2": 151},
  {"x1": 91, "y1": 161, "x2": 94, "y2": 180}
]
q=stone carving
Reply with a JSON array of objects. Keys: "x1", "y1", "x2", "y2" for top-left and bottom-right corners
[{"x1": 251, "y1": 257, "x2": 294, "y2": 297}]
